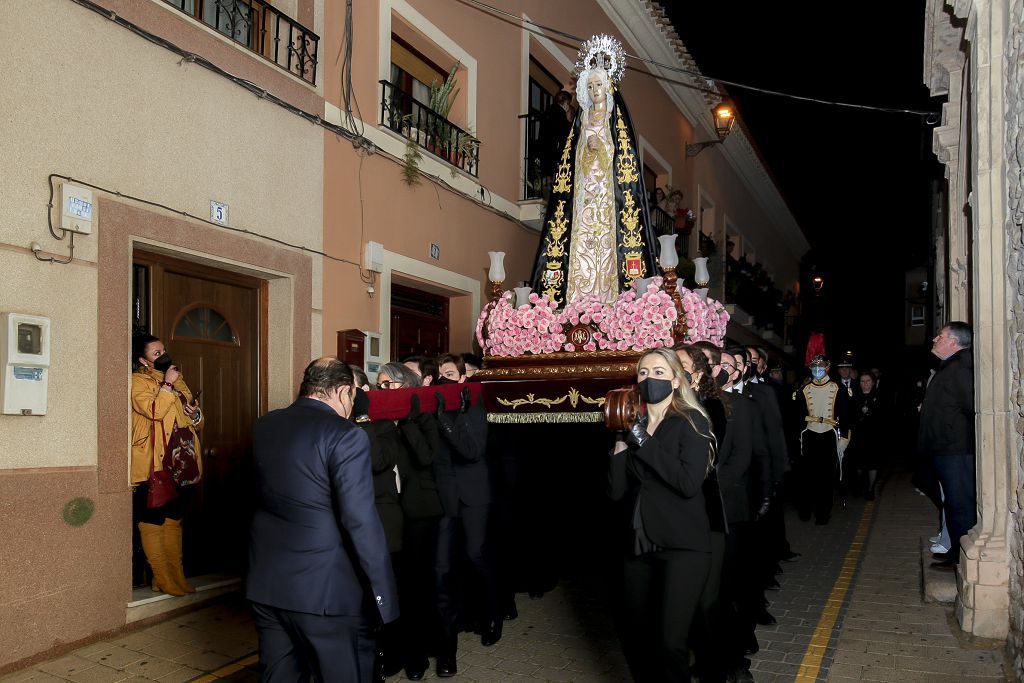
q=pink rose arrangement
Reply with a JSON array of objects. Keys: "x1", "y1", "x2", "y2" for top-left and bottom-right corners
[
  {"x1": 681, "y1": 289, "x2": 730, "y2": 347},
  {"x1": 477, "y1": 281, "x2": 730, "y2": 357}
]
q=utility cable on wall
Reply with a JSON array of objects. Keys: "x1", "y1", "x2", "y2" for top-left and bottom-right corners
[
  {"x1": 455, "y1": 0, "x2": 942, "y2": 120},
  {"x1": 46, "y1": 173, "x2": 363, "y2": 268}
]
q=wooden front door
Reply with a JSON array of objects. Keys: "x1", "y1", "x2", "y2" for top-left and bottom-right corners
[
  {"x1": 134, "y1": 250, "x2": 261, "y2": 579},
  {"x1": 390, "y1": 283, "x2": 449, "y2": 360}
]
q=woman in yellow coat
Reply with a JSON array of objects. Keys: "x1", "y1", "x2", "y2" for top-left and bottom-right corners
[{"x1": 131, "y1": 333, "x2": 204, "y2": 596}]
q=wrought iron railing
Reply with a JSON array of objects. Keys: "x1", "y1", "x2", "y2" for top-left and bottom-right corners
[
  {"x1": 520, "y1": 113, "x2": 543, "y2": 200},
  {"x1": 651, "y1": 205, "x2": 674, "y2": 236},
  {"x1": 163, "y1": 0, "x2": 319, "y2": 85},
  {"x1": 380, "y1": 81, "x2": 479, "y2": 177}
]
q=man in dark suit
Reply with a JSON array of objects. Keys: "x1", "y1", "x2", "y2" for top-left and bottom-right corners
[
  {"x1": 248, "y1": 358, "x2": 398, "y2": 682},
  {"x1": 432, "y1": 356, "x2": 496, "y2": 678}
]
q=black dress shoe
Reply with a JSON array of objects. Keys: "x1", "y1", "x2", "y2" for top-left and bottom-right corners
[
  {"x1": 743, "y1": 634, "x2": 759, "y2": 656},
  {"x1": 436, "y1": 655, "x2": 457, "y2": 678},
  {"x1": 773, "y1": 564, "x2": 784, "y2": 576},
  {"x1": 754, "y1": 609, "x2": 777, "y2": 625},
  {"x1": 930, "y1": 558, "x2": 956, "y2": 570},
  {"x1": 932, "y1": 551, "x2": 955, "y2": 562},
  {"x1": 764, "y1": 578, "x2": 781, "y2": 591},
  {"x1": 781, "y1": 550, "x2": 801, "y2": 562},
  {"x1": 404, "y1": 657, "x2": 428, "y2": 681},
  {"x1": 481, "y1": 619, "x2": 503, "y2": 646},
  {"x1": 503, "y1": 602, "x2": 518, "y2": 621}
]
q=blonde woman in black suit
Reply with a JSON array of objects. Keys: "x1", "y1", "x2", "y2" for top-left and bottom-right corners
[{"x1": 609, "y1": 347, "x2": 716, "y2": 682}]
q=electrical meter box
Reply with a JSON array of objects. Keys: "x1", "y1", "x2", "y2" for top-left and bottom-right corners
[{"x1": 0, "y1": 313, "x2": 51, "y2": 415}]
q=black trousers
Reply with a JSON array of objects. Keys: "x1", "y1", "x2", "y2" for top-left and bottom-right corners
[
  {"x1": 621, "y1": 549, "x2": 710, "y2": 682},
  {"x1": 436, "y1": 505, "x2": 498, "y2": 636},
  {"x1": 250, "y1": 602, "x2": 373, "y2": 683},
  {"x1": 690, "y1": 531, "x2": 726, "y2": 680},
  {"x1": 399, "y1": 516, "x2": 440, "y2": 664},
  {"x1": 799, "y1": 430, "x2": 839, "y2": 521}
]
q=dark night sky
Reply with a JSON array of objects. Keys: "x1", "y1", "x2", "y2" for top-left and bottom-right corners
[{"x1": 663, "y1": 1, "x2": 944, "y2": 367}]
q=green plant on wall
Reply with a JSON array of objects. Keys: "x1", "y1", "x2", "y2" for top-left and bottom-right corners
[{"x1": 402, "y1": 137, "x2": 423, "y2": 186}]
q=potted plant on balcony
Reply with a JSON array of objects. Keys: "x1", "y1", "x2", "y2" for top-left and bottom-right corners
[{"x1": 426, "y1": 63, "x2": 460, "y2": 157}]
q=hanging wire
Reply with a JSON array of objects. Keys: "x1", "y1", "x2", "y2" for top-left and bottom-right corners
[{"x1": 454, "y1": 0, "x2": 941, "y2": 119}]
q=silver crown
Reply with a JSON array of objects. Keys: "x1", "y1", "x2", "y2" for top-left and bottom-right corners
[{"x1": 574, "y1": 34, "x2": 626, "y2": 83}]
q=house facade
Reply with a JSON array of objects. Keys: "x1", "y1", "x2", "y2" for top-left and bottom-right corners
[
  {"x1": 0, "y1": 0, "x2": 326, "y2": 669},
  {"x1": 924, "y1": 0, "x2": 1023, "y2": 670}
]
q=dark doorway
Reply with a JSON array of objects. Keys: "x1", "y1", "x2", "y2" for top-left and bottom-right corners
[
  {"x1": 390, "y1": 283, "x2": 450, "y2": 360},
  {"x1": 132, "y1": 250, "x2": 262, "y2": 584}
]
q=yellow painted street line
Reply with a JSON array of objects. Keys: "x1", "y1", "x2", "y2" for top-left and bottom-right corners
[
  {"x1": 190, "y1": 653, "x2": 258, "y2": 681},
  {"x1": 794, "y1": 502, "x2": 875, "y2": 682}
]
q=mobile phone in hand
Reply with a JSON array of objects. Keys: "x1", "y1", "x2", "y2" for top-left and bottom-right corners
[{"x1": 191, "y1": 389, "x2": 202, "y2": 406}]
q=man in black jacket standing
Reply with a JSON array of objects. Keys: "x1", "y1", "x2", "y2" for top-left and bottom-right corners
[{"x1": 919, "y1": 322, "x2": 976, "y2": 569}]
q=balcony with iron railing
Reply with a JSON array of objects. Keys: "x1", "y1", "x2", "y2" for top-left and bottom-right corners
[
  {"x1": 163, "y1": 0, "x2": 319, "y2": 85},
  {"x1": 380, "y1": 80, "x2": 480, "y2": 177}
]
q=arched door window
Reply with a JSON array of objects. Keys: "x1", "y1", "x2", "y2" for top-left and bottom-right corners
[{"x1": 172, "y1": 305, "x2": 239, "y2": 345}]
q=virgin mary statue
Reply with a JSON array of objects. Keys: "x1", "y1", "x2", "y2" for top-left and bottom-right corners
[{"x1": 530, "y1": 35, "x2": 658, "y2": 307}]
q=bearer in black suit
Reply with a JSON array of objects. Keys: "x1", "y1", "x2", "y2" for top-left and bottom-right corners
[
  {"x1": 248, "y1": 358, "x2": 398, "y2": 683},
  {"x1": 432, "y1": 354, "x2": 496, "y2": 679}
]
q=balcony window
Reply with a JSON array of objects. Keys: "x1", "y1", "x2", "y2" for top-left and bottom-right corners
[
  {"x1": 522, "y1": 58, "x2": 564, "y2": 200},
  {"x1": 381, "y1": 38, "x2": 478, "y2": 177},
  {"x1": 163, "y1": 0, "x2": 319, "y2": 85}
]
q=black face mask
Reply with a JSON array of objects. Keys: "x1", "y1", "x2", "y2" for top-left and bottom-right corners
[
  {"x1": 435, "y1": 377, "x2": 458, "y2": 385},
  {"x1": 353, "y1": 388, "x2": 370, "y2": 418},
  {"x1": 715, "y1": 371, "x2": 730, "y2": 389},
  {"x1": 638, "y1": 378, "x2": 674, "y2": 405},
  {"x1": 153, "y1": 354, "x2": 174, "y2": 372}
]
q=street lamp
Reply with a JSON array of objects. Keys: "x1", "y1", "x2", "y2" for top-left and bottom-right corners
[
  {"x1": 686, "y1": 101, "x2": 737, "y2": 157},
  {"x1": 811, "y1": 275, "x2": 825, "y2": 295}
]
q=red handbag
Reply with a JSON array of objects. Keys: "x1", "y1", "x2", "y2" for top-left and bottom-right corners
[
  {"x1": 160, "y1": 393, "x2": 201, "y2": 486},
  {"x1": 164, "y1": 424, "x2": 201, "y2": 486},
  {"x1": 147, "y1": 401, "x2": 179, "y2": 509}
]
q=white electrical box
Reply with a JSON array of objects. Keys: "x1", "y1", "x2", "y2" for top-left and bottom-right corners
[
  {"x1": 0, "y1": 313, "x2": 51, "y2": 416},
  {"x1": 363, "y1": 330, "x2": 383, "y2": 382},
  {"x1": 364, "y1": 241, "x2": 384, "y2": 273},
  {"x1": 61, "y1": 183, "x2": 94, "y2": 235}
]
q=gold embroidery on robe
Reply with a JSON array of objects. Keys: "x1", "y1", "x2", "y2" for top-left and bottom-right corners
[
  {"x1": 615, "y1": 109, "x2": 638, "y2": 184},
  {"x1": 542, "y1": 201, "x2": 570, "y2": 303},
  {"x1": 552, "y1": 127, "x2": 575, "y2": 194}
]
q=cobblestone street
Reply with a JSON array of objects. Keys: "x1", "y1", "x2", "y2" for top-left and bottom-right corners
[{"x1": 2, "y1": 468, "x2": 1010, "y2": 682}]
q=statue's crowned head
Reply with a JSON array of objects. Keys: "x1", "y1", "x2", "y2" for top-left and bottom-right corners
[
  {"x1": 573, "y1": 35, "x2": 625, "y2": 115},
  {"x1": 574, "y1": 34, "x2": 626, "y2": 84}
]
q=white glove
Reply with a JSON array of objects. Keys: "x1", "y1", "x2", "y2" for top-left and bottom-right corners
[{"x1": 837, "y1": 437, "x2": 850, "y2": 457}]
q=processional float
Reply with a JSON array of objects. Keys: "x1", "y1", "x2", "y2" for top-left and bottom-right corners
[{"x1": 474, "y1": 35, "x2": 729, "y2": 425}]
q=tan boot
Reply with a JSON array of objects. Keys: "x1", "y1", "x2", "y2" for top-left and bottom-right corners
[
  {"x1": 163, "y1": 518, "x2": 196, "y2": 593},
  {"x1": 138, "y1": 522, "x2": 185, "y2": 596}
]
